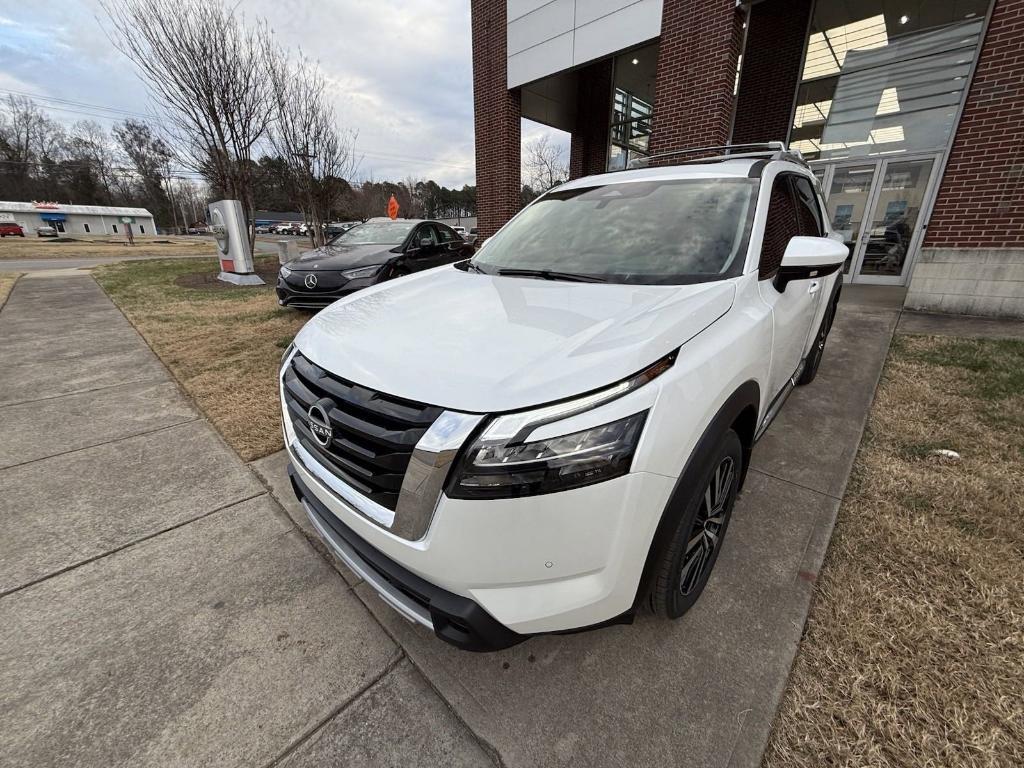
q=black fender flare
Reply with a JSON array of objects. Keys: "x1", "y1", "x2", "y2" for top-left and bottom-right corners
[{"x1": 631, "y1": 380, "x2": 760, "y2": 611}]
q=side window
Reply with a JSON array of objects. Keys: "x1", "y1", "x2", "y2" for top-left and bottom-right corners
[
  {"x1": 416, "y1": 224, "x2": 438, "y2": 246},
  {"x1": 437, "y1": 225, "x2": 457, "y2": 243},
  {"x1": 792, "y1": 176, "x2": 823, "y2": 236},
  {"x1": 758, "y1": 176, "x2": 801, "y2": 280}
]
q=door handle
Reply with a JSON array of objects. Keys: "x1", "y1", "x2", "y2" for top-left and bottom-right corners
[{"x1": 808, "y1": 281, "x2": 821, "y2": 294}]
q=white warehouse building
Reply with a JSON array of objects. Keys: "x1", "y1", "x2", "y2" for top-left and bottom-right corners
[{"x1": 0, "y1": 201, "x2": 155, "y2": 236}]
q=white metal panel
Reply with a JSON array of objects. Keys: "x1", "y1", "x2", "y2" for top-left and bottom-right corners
[
  {"x1": 573, "y1": 0, "x2": 662, "y2": 67},
  {"x1": 575, "y1": 0, "x2": 650, "y2": 27},
  {"x1": 508, "y1": 31, "x2": 574, "y2": 89},
  {"x1": 507, "y1": 0, "x2": 574, "y2": 56},
  {"x1": 507, "y1": 0, "x2": 558, "y2": 23},
  {"x1": 506, "y1": 0, "x2": 663, "y2": 87}
]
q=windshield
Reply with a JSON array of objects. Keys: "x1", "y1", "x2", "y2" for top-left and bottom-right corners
[
  {"x1": 473, "y1": 179, "x2": 756, "y2": 284},
  {"x1": 329, "y1": 221, "x2": 415, "y2": 245}
]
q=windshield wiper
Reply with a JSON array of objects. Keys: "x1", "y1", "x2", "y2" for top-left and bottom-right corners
[
  {"x1": 496, "y1": 268, "x2": 608, "y2": 283},
  {"x1": 463, "y1": 260, "x2": 487, "y2": 274}
]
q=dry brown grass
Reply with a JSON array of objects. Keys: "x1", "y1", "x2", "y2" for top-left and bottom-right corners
[
  {"x1": 0, "y1": 234, "x2": 216, "y2": 260},
  {"x1": 94, "y1": 256, "x2": 307, "y2": 461},
  {"x1": 764, "y1": 335, "x2": 1024, "y2": 768},
  {"x1": 0, "y1": 271, "x2": 21, "y2": 307}
]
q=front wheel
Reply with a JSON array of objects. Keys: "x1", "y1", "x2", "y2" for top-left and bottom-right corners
[{"x1": 649, "y1": 429, "x2": 742, "y2": 619}]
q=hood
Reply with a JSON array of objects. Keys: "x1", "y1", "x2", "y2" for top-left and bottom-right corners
[
  {"x1": 295, "y1": 267, "x2": 736, "y2": 413},
  {"x1": 287, "y1": 243, "x2": 397, "y2": 270}
]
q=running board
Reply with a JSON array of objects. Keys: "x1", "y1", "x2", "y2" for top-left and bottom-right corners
[{"x1": 754, "y1": 360, "x2": 806, "y2": 442}]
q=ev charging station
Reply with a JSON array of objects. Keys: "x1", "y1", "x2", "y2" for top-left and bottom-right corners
[{"x1": 210, "y1": 199, "x2": 264, "y2": 286}]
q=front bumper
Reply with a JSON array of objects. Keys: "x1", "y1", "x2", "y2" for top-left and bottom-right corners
[
  {"x1": 286, "y1": 434, "x2": 676, "y2": 643},
  {"x1": 275, "y1": 274, "x2": 378, "y2": 309},
  {"x1": 291, "y1": 467, "x2": 527, "y2": 651}
]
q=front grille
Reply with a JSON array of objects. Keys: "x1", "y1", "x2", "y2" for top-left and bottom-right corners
[
  {"x1": 283, "y1": 352, "x2": 443, "y2": 510},
  {"x1": 285, "y1": 271, "x2": 348, "y2": 291}
]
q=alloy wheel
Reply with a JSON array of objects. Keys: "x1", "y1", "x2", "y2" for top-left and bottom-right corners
[{"x1": 678, "y1": 456, "x2": 734, "y2": 596}]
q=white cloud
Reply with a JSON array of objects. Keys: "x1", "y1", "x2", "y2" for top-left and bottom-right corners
[{"x1": 0, "y1": 0, "x2": 479, "y2": 187}]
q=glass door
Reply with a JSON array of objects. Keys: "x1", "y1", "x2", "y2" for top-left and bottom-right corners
[
  {"x1": 816, "y1": 154, "x2": 941, "y2": 285},
  {"x1": 822, "y1": 164, "x2": 878, "y2": 277},
  {"x1": 853, "y1": 156, "x2": 939, "y2": 284}
]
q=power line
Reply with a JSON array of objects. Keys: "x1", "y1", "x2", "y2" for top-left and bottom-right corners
[
  {"x1": 2, "y1": 93, "x2": 475, "y2": 177},
  {"x1": 0, "y1": 88, "x2": 159, "y2": 122}
]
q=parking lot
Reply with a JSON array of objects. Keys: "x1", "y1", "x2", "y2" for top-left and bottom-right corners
[{"x1": 0, "y1": 272, "x2": 903, "y2": 766}]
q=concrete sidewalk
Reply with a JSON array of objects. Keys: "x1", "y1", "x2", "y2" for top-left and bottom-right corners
[
  {"x1": 0, "y1": 274, "x2": 492, "y2": 767},
  {"x1": 0, "y1": 272, "x2": 902, "y2": 767},
  {"x1": 256, "y1": 288, "x2": 903, "y2": 767}
]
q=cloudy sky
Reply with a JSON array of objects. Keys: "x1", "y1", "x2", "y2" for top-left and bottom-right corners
[{"x1": 0, "y1": 0, "x2": 564, "y2": 188}]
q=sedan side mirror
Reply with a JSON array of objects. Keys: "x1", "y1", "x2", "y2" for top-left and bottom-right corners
[{"x1": 774, "y1": 236, "x2": 847, "y2": 291}]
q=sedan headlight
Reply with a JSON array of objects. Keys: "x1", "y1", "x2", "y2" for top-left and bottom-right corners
[
  {"x1": 341, "y1": 264, "x2": 383, "y2": 279},
  {"x1": 279, "y1": 265, "x2": 292, "y2": 278},
  {"x1": 445, "y1": 353, "x2": 675, "y2": 499}
]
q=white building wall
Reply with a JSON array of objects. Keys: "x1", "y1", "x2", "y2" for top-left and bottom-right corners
[{"x1": 507, "y1": 0, "x2": 663, "y2": 88}]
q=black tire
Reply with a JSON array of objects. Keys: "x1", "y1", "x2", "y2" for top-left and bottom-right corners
[
  {"x1": 797, "y1": 283, "x2": 841, "y2": 386},
  {"x1": 649, "y1": 429, "x2": 743, "y2": 619}
]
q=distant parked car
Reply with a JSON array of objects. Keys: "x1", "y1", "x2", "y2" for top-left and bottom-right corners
[
  {"x1": 255, "y1": 225, "x2": 274, "y2": 234},
  {"x1": 466, "y1": 227, "x2": 479, "y2": 246},
  {"x1": 0, "y1": 222, "x2": 25, "y2": 237},
  {"x1": 453, "y1": 225, "x2": 467, "y2": 237},
  {"x1": 36, "y1": 226, "x2": 58, "y2": 238},
  {"x1": 276, "y1": 218, "x2": 475, "y2": 310}
]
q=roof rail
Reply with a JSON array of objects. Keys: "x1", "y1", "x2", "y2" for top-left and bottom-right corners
[{"x1": 627, "y1": 141, "x2": 808, "y2": 170}]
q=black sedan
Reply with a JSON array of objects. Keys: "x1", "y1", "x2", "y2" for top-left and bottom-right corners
[{"x1": 276, "y1": 218, "x2": 475, "y2": 310}]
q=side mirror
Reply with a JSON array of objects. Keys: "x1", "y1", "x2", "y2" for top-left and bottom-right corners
[{"x1": 774, "y1": 236, "x2": 847, "y2": 291}]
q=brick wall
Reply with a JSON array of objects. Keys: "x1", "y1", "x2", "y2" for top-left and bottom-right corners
[
  {"x1": 569, "y1": 60, "x2": 613, "y2": 179},
  {"x1": 471, "y1": 0, "x2": 521, "y2": 239},
  {"x1": 924, "y1": 0, "x2": 1024, "y2": 249},
  {"x1": 648, "y1": 0, "x2": 745, "y2": 156},
  {"x1": 731, "y1": 0, "x2": 811, "y2": 146}
]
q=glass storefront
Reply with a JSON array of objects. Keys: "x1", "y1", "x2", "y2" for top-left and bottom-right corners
[
  {"x1": 793, "y1": 1, "x2": 993, "y2": 284},
  {"x1": 607, "y1": 43, "x2": 658, "y2": 171},
  {"x1": 792, "y1": 0, "x2": 990, "y2": 161}
]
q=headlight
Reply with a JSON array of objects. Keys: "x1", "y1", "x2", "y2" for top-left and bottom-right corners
[
  {"x1": 341, "y1": 264, "x2": 383, "y2": 279},
  {"x1": 445, "y1": 352, "x2": 675, "y2": 499},
  {"x1": 446, "y1": 412, "x2": 648, "y2": 499},
  {"x1": 279, "y1": 265, "x2": 292, "y2": 278}
]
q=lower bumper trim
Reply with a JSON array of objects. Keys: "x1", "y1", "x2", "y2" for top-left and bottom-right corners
[{"x1": 289, "y1": 466, "x2": 528, "y2": 652}]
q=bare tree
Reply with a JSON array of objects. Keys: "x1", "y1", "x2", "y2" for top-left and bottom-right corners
[
  {"x1": 266, "y1": 46, "x2": 359, "y2": 248},
  {"x1": 523, "y1": 134, "x2": 568, "y2": 193},
  {"x1": 101, "y1": 0, "x2": 273, "y2": 249}
]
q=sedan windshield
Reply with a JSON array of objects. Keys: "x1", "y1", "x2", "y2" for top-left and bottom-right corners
[
  {"x1": 473, "y1": 179, "x2": 756, "y2": 284},
  {"x1": 330, "y1": 221, "x2": 415, "y2": 245}
]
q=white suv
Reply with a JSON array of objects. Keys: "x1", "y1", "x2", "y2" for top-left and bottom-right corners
[{"x1": 281, "y1": 143, "x2": 847, "y2": 651}]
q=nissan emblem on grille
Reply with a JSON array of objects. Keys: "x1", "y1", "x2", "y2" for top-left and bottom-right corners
[
  {"x1": 304, "y1": 273, "x2": 318, "y2": 289},
  {"x1": 307, "y1": 401, "x2": 333, "y2": 447}
]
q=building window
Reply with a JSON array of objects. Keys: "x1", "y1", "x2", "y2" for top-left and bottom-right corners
[
  {"x1": 55, "y1": 221, "x2": 65, "y2": 233},
  {"x1": 607, "y1": 43, "x2": 658, "y2": 171},
  {"x1": 139, "y1": 224, "x2": 145, "y2": 234},
  {"x1": 112, "y1": 224, "x2": 118, "y2": 234},
  {"x1": 791, "y1": 1, "x2": 992, "y2": 160},
  {"x1": 83, "y1": 223, "x2": 91, "y2": 233}
]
